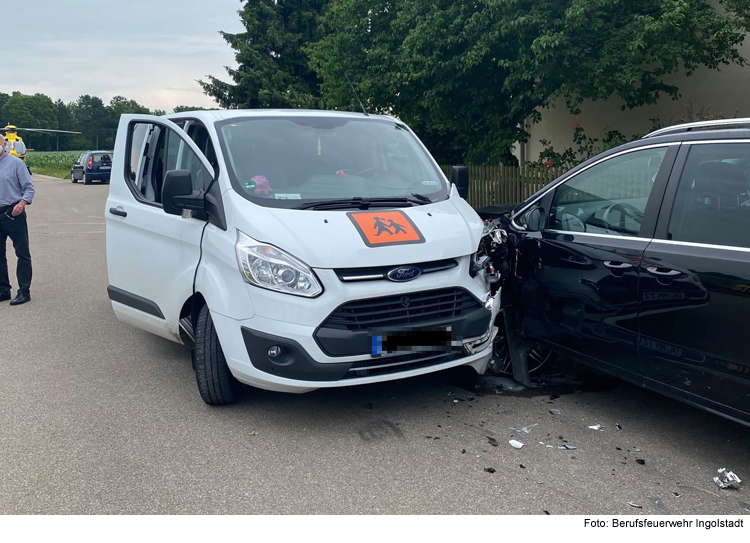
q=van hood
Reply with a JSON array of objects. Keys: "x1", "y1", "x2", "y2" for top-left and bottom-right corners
[{"x1": 228, "y1": 192, "x2": 484, "y2": 269}]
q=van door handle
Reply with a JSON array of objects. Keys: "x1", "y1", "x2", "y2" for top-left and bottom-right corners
[
  {"x1": 109, "y1": 207, "x2": 127, "y2": 217},
  {"x1": 646, "y1": 266, "x2": 682, "y2": 277},
  {"x1": 604, "y1": 261, "x2": 633, "y2": 270}
]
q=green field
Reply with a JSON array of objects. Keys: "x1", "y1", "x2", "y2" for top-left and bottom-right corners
[{"x1": 26, "y1": 151, "x2": 86, "y2": 179}]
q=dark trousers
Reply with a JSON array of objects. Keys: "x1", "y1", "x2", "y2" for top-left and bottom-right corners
[{"x1": 0, "y1": 210, "x2": 32, "y2": 295}]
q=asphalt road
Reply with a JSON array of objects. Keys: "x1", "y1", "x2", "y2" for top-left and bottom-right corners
[{"x1": 1, "y1": 175, "x2": 749, "y2": 515}]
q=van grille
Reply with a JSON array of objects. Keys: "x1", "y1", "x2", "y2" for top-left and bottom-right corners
[{"x1": 321, "y1": 288, "x2": 482, "y2": 331}]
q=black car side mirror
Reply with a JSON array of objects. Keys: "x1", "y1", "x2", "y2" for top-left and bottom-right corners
[
  {"x1": 525, "y1": 208, "x2": 543, "y2": 231},
  {"x1": 451, "y1": 166, "x2": 470, "y2": 199},
  {"x1": 162, "y1": 170, "x2": 203, "y2": 216}
]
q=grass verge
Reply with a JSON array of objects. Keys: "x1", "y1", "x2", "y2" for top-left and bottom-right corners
[{"x1": 29, "y1": 166, "x2": 71, "y2": 179}]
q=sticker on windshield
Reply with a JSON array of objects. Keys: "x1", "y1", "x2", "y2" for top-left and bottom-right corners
[
  {"x1": 275, "y1": 193, "x2": 302, "y2": 200},
  {"x1": 348, "y1": 210, "x2": 425, "y2": 247},
  {"x1": 420, "y1": 180, "x2": 440, "y2": 186}
]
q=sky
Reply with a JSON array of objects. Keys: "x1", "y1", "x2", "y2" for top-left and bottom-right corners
[{"x1": 1, "y1": 0, "x2": 244, "y2": 112}]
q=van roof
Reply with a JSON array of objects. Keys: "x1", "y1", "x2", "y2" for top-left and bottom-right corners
[{"x1": 167, "y1": 109, "x2": 396, "y2": 123}]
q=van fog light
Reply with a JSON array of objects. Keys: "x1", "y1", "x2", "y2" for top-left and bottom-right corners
[{"x1": 268, "y1": 346, "x2": 282, "y2": 358}]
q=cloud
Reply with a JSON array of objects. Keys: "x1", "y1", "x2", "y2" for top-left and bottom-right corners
[{"x1": 1, "y1": 0, "x2": 243, "y2": 111}]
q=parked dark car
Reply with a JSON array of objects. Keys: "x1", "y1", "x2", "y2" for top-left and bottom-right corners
[
  {"x1": 487, "y1": 118, "x2": 750, "y2": 426},
  {"x1": 71, "y1": 151, "x2": 113, "y2": 184}
]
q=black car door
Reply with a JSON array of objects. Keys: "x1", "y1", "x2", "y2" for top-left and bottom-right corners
[
  {"x1": 512, "y1": 144, "x2": 678, "y2": 384},
  {"x1": 639, "y1": 141, "x2": 750, "y2": 423}
]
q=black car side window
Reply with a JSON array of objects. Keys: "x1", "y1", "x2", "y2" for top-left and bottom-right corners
[
  {"x1": 668, "y1": 143, "x2": 750, "y2": 249},
  {"x1": 550, "y1": 147, "x2": 667, "y2": 236}
]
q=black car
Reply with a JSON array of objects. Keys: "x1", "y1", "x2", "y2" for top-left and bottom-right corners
[
  {"x1": 71, "y1": 151, "x2": 113, "y2": 184},
  {"x1": 491, "y1": 118, "x2": 750, "y2": 426}
]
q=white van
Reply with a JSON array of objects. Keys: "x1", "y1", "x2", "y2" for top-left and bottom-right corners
[{"x1": 105, "y1": 110, "x2": 500, "y2": 404}]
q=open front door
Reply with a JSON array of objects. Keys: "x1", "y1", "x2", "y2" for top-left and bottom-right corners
[{"x1": 105, "y1": 114, "x2": 215, "y2": 342}]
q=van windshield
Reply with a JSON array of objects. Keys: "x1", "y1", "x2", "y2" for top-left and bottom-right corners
[{"x1": 216, "y1": 116, "x2": 448, "y2": 209}]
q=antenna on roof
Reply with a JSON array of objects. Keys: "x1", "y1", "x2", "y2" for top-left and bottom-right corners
[{"x1": 345, "y1": 72, "x2": 369, "y2": 116}]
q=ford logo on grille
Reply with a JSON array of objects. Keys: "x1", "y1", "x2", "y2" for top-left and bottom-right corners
[{"x1": 387, "y1": 266, "x2": 422, "y2": 282}]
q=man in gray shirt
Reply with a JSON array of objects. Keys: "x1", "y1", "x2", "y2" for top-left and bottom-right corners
[{"x1": 0, "y1": 134, "x2": 35, "y2": 305}]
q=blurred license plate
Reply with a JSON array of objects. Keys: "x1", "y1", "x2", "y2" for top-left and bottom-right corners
[
  {"x1": 100, "y1": 166, "x2": 111, "y2": 170},
  {"x1": 371, "y1": 326, "x2": 452, "y2": 357}
]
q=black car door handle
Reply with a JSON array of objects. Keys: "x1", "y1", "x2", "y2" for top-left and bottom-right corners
[
  {"x1": 646, "y1": 266, "x2": 682, "y2": 277},
  {"x1": 604, "y1": 261, "x2": 633, "y2": 270},
  {"x1": 109, "y1": 207, "x2": 127, "y2": 217}
]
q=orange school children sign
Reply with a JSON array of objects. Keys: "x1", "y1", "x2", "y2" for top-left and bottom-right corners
[{"x1": 347, "y1": 210, "x2": 426, "y2": 247}]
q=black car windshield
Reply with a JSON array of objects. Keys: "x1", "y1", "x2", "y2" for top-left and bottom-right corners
[{"x1": 215, "y1": 116, "x2": 448, "y2": 209}]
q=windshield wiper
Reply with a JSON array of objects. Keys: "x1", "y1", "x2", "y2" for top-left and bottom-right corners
[{"x1": 294, "y1": 196, "x2": 431, "y2": 211}]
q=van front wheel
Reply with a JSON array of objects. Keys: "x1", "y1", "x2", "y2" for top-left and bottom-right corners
[{"x1": 194, "y1": 304, "x2": 243, "y2": 405}]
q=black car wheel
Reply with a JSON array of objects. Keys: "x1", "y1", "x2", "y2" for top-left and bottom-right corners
[
  {"x1": 83, "y1": 173, "x2": 91, "y2": 185},
  {"x1": 194, "y1": 304, "x2": 243, "y2": 405},
  {"x1": 71, "y1": 172, "x2": 78, "y2": 183},
  {"x1": 489, "y1": 315, "x2": 555, "y2": 376}
]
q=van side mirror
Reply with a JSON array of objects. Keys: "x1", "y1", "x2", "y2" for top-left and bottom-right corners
[
  {"x1": 451, "y1": 166, "x2": 470, "y2": 199},
  {"x1": 162, "y1": 170, "x2": 203, "y2": 216}
]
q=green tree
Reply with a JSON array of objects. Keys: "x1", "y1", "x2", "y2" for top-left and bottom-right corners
[
  {"x1": 74, "y1": 95, "x2": 108, "y2": 150},
  {"x1": 173, "y1": 105, "x2": 214, "y2": 113},
  {"x1": 104, "y1": 95, "x2": 151, "y2": 148},
  {"x1": 55, "y1": 99, "x2": 79, "y2": 151},
  {"x1": 1, "y1": 92, "x2": 58, "y2": 151},
  {"x1": 310, "y1": 0, "x2": 750, "y2": 164},
  {"x1": 201, "y1": 0, "x2": 330, "y2": 108},
  {"x1": 0, "y1": 92, "x2": 9, "y2": 126}
]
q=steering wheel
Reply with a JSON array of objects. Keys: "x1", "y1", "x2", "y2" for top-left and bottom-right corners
[
  {"x1": 601, "y1": 203, "x2": 643, "y2": 231},
  {"x1": 355, "y1": 167, "x2": 388, "y2": 178}
]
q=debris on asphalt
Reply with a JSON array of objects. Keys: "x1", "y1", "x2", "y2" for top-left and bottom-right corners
[
  {"x1": 648, "y1": 497, "x2": 670, "y2": 515},
  {"x1": 520, "y1": 464, "x2": 526, "y2": 469},
  {"x1": 487, "y1": 437, "x2": 499, "y2": 447},
  {"x1": 425, "y1": 436, "x2": 432, "y2": 439},
  {"x1": 636, "y1": 459, "x2": 646, "y2": 465},
  {"x1": 484, "y1": 467, "x2": 496, "y2": 474},
  {"x1": 634, "y1": 447, "x2": 641, "y2": 452},
  {"x1": 462, "y1": 449, "x2": 466, "y2": 454},
  {"x1": 739, "y1": 501, "x2": 750, "y2": 513},
  {"x1": 676, "y1": 485, "x2": 720, "y2": 498},
  {"x1": 249, "y1": 431, "x2": 258, "y2": 436},
  {"x1": 616, "y1": 447, "x2": 622, "y2": 451},
  {"x1": 672, "y1": 492, "x2": 681, "y2": 498},
  {"x1": 628, "y1": 502, "x2": 643, "y2": 509},
  {"x1": 546, "y1": 445, "x2": 553, "y2": 448},
  {"x1": 468, "y1": 396, "x2": 475, "y2": 401},
  {"x1": 510, "y1": 424, "x2": 538, "y2": 434},
  {"x1": 587, "y1": 424, "x2": 602, "y2": 431},
  {"x1": 616, "y1": 423, "x2": 622, "y2": 430},
  {"x1": 364, "y1": 403, "x2": 373, "y2": 409},
  {"x1": 713, "y1": 468, "x2": 742, "y2": 490},
  {"x1": 509, "y1": 439, "x2": 524, "y2": 449},
  {"x1": 558, "y1": 444, "x2": 577, "y2": 450},
  {"x1": 549, "y1": 409, "x2": 563, "y2": 416}
]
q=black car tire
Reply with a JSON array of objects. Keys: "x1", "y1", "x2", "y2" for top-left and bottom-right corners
[
  {"x1": 71, "y1": 172, "x2": 78, "y2": 183},
  {"x1": 83, "y1": 173, "x2": 91, "y2": 185},
  {"x1": 488, "y1": 314, "x2": 555, "y2": 377},
  {"x1": 194, "y1": 304, "x2": 243, "y2": 405}
]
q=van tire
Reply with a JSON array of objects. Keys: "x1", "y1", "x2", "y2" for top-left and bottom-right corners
[{"x1": 194, "y1": 304, "x2": 242, "y2": 405}]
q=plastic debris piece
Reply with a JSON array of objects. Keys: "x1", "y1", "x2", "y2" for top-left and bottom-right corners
[
  {"x1": 616, "y1": 423, "x2": 622, "y2": 430},
  {"x1": 519, "y1": 464, "x2": 526, "y2": 469},
  {"x1": 487, "y1": 437, "x2": 499, "y2": 447},
  {"x1": 676, "y1": 485, "x2": 720, "y2": 498},
  {"x1": 544, "y1": 510, "x2": 550, "y2": 515},
  {"x1": 634, "y1": 447, "x2": 641, "y2": 452},
  {"x1": 588, "y1": 424, "x2": 602, "y2": 431},
  {"x1": 558, "y1": 444, "x2": 577, "y2": 450},
  {"x1": 628, "y1": 502, "x2": 643, "y2": 509},
  {"x1": 739, "y1": 500, "x2": 750, "y2": 513},
  {"x1": 510, "y1": 424, "x2": 538, "y2": 434},
  {"x1": 468, "y1": 396, "x2": 475, "y2": 401},
  {"x1": 546, "y1": 445, "x2": 553, "y2": 448},
  {"x1": 672, "y1": 492, "x2": 681, "y2": 498},
  {"x1": 509, "y1": 439, "x2": 524, "y2": 449},
  {"x1": 713, "y1": 468, "x2": 742, "y2": 490},
  {"x1": 539, "y1": 442, "x2": 545, "y2": 445},
  {"x1": 364, "y1": 403, "x2": 373, "y2": 409},
  {"x1": 425, "y1": 436, "x2": 432, "y2": 439},
  {"x1": 636, "y1": 459, "x2": 646, "y2": 465},
  {"x1": 249, "y1": 431, "x2": 258, "y2": 436},
  {"x1": 461, "y1": 449, "x2": 466, "y2": 454},
  {"x1": 484, "y1": 467, "x2": 496, "y2": 474},
  {"x1": 616, "y1": 447, "x2": 622, "y2": 451},
  {"x1": 549, "y1": 409, "x2": 563, "y2": 416}
]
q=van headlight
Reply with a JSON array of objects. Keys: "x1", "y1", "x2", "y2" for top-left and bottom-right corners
[{"x1": 235, "y1": 231, "x2": 323, "y2": 298}]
